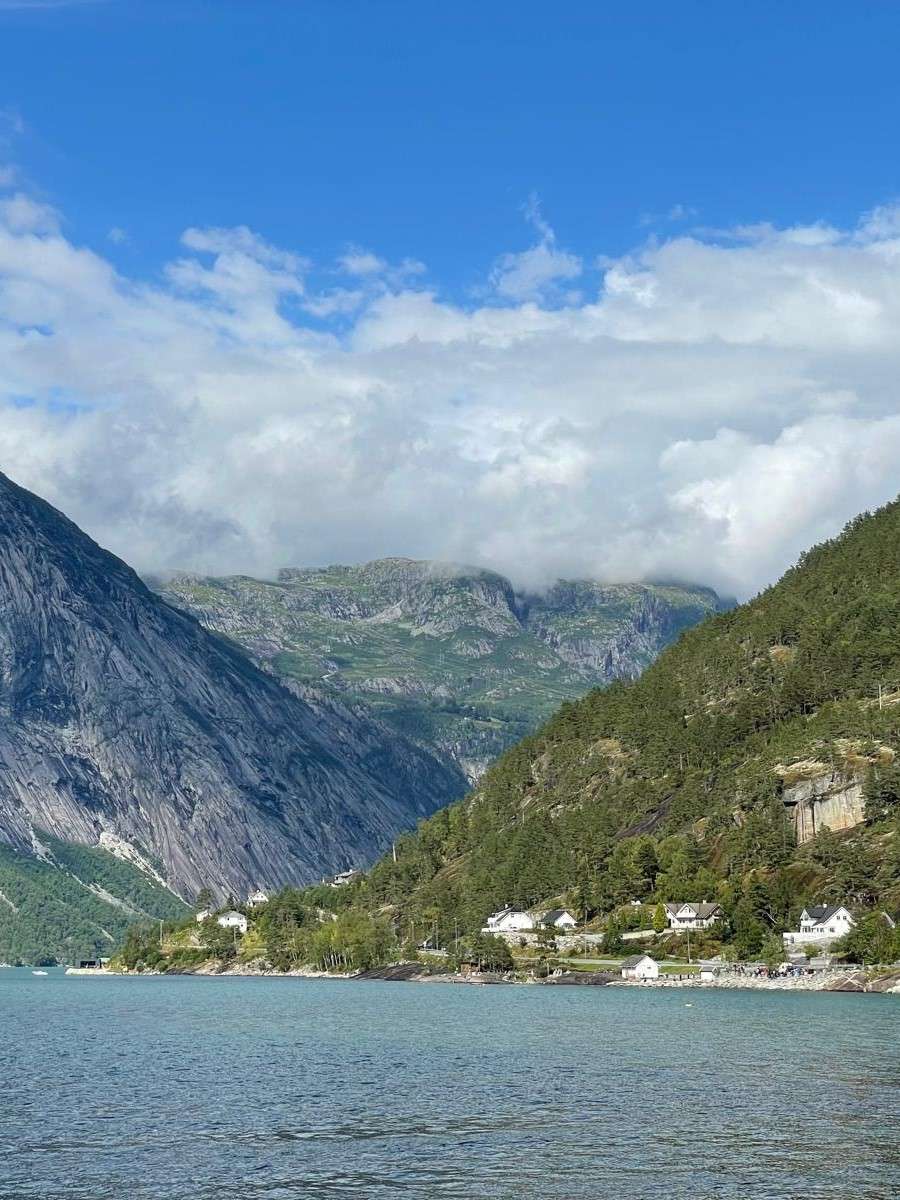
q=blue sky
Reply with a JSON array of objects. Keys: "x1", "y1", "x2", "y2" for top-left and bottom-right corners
[
  {"x1": 3, "y1": 0, "x2": 900, "y2": 294},
  {"x1": 3, "y1": 1, "x2": 900, "y2": 596}
]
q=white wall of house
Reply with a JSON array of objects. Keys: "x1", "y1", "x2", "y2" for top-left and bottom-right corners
[
  {"x1": 666, "y1": 904, "x2": 722, "y2": 930},
  {"x1": 800, "y1": 908, "x2": 854, "y2": 936},
  {"x1": 217, "y1": 912, "x2": 248, "y2": 934},
  {"x1": 622, "y1": 956, "x2": 659, "y2": 980},
  {"x1": 783, "y1": 906, "x2": 855, "y2": 948},
  {"x1": 483, "y1": 911, "x2": 534, "y2": 933},
  {"x1": 546, "y1": 911, "x2": 577, "y2": 929},
  {"x1": 783, "y1": 930, "x2": 834, "y2": 947}
]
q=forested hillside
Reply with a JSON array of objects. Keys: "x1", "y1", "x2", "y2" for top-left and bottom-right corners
[
  {"x1": 358, "y1": 502, "x2": 900, "y2": 952},
  {"x1": 0, "y1": 836, "x2": 188, "y2": 965}
]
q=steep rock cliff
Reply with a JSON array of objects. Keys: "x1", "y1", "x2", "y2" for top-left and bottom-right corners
[{"x1": 0, "y1": 473, "x2": 465, "y2": 900}]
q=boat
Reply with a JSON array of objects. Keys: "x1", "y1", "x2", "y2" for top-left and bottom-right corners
[{"x1": 31, "y1": 970, "x2": 48, "y2": 976}]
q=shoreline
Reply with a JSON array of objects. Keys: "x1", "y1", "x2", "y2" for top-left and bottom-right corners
[
  {"x1": 109, "y1": 959, "x2": 900, "y2": 994},
  {"x1": 615, "y1": 968, "x2": 900, "y2": 994}
]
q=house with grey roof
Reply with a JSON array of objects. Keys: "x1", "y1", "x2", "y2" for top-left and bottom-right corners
[
  {"x1": 540, "y1": 908, "x2": 578, "y2": 930},
  {"x1": 217, "y1": 910, "x2": 248, "y2": 935},
  {"x1": 621, "y1": 954, "x2": 659, "y2": 980},
  {"x1": 782, "y1": 904, "x2": 855, "y2": 948},
  {"x1": 481, "y1": 908, "x2": 535, "y2": 934},
  {"x1": 664, "y1": 902, "x2": 723, "y2": 930}
]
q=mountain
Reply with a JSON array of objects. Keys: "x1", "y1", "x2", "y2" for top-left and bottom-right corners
[
  {"x1": 359, "y1": 502, "x2": 900, "y2": 952},
  {"x1": 0, "y1": 472, "x2": 465, "y2": 930},
  {"x1": 160, "y1": 561, "x2": 724, "y2": 780}
]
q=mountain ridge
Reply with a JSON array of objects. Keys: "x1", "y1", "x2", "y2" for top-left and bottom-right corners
[
  {"x1": 0, "y1": 471, "x2": 465, "y2": 908},
  {"x1": 160, "y1": 560, "x2": 725, "y2": 780}
]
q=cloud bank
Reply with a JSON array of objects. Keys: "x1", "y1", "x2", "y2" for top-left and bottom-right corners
[{"x1": 2, "y1": 179, "x2": 900, "y2": 598}]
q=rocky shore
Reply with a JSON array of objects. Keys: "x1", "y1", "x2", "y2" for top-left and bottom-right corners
[
  {"x1": 617, "y1": 968, "x2": 900, "y2": 994},
  {"x1": 140, "y1": 957, "x2": 900, "y2": 994}
]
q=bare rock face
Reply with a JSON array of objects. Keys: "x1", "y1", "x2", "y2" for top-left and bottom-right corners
[
  {"x1": 825, "y1": 969, "x2": 900, "y2": 993},
  {"x1": 0, "y1": 472, "x2": 466, "y2": 900},
  {"x1": 780, "y1": 769, "x2": 867, "y2": 843}
]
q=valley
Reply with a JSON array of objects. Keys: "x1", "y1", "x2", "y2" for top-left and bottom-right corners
[{"x1": 160, "y1": 561, "x2": 724, "y2": 780}]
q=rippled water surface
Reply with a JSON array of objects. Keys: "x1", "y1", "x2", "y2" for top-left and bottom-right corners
[{"x1": 2, "y1": 970, "x2": 899, "y2": 1199}]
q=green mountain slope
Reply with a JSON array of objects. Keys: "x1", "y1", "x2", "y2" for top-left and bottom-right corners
[
  {"x1": 361, "y1": 503, "x2": 900, "y2": 950},
  {"x1": 160, "y1": 560, "x2": 723, "y2": 780},
  {"x1": 0, "y1": 835, "x2": 189, "y2": 965}
]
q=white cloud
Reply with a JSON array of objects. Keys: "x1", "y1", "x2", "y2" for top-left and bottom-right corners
[
  {"x1": 302, "y1": 287, "x2": 365, "y2": 318},
  {"x1": 337, "y1": 246, "x2": 426, "y2": 286},
  {"x1": 3, "y1": 197, "x2": 900, "y2": 598},
  {"x1": 490, "y1": 195, "x2": 582, "y2": 302},
  {"x1": 639, "y1": 202, "x2": 698, "y2": 228},
  {"x1": 0, "y1": 192, "x2": 59, "y2": 233},
  {"x1": 181, "y1": 225, "x2": 304, "y2": 273},
  {"x1": 338, "y1": 248, "x2": 387, "y2": 276}
]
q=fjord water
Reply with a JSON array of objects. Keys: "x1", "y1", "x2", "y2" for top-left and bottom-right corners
[{"x1": 2, "y1": 971, "x2": 898, "y2": 1199}]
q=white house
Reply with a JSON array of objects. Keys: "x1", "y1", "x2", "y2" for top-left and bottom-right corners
[
  {"x1": 247, "y1": 889, "x2": 269, "y2": 908},
  {"x1": 217, "y1": 911, "x2": 248, "y2": 935},
  {"x1": 540, "y1": 908, "x2": 578, "y2": 930},
  {"x1": 782, "y1": 905, "x2": 855, "y2": 948},
  {"x1": 665, "y1": 902, "x2": 723, "y2": 930},
  {"x1": 621, "y1": 954, "x2": 659, "y2": 980},
  {"x1": 481, "y1": 908, "x2": 535, "y2": 934},
  {"x1": 195, "y1": 908, "x2": 211, "y2": 923},
  {"x1": 331, "y1": 869, "x2": 362, "y2": 888}
]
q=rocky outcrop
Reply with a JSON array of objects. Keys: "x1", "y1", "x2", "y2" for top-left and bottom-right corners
[
  {"x1": 0, "y1": 472, "x2": 465, "y2": 902},
  {"x1": 780, "y1": 766, "x2": 867, "y2": 843},
  {"x1": 825, "y1": 969, "x2": 900, "y2": 993}
]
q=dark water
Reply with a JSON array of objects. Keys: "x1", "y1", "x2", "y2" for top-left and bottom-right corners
[{"x1": 2, "y1": 969, "x2": 899, "y2": 1199}]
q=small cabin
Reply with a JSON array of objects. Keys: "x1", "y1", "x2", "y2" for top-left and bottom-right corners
[
  {"x1": 247, "y1": 889, "x2": 269, "y2": 908},
  {"x1": 621, "y1": 954, "x2": 659, "y2": 980}
]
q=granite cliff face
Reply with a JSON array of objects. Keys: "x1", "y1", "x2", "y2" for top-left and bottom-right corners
[
  {"x1": 780, "y1": 764, "x2": 870, "y2": 843},
  {"x1": 0, "y1": 474, "x2": 465, "y2": 901},
  {"x1": 161, "y1": 560, "x2": 725, "y2": 780}
]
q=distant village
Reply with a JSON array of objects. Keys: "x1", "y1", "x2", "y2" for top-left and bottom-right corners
[
  {"x1": 476, "y1": 899, "x2": 879, "y2": 981},
  {"x1": 180, "y1": 872, "x2": 892, "y2": 986}
]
